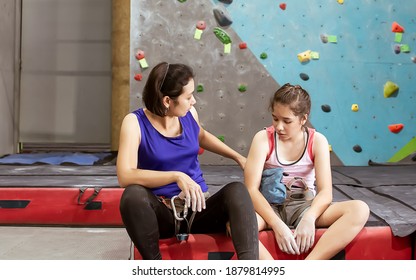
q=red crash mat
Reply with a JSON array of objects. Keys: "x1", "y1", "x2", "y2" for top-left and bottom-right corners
[
  {"x1": 134, "y1": 227, "x2": 412, "y2": 260},
  {"x1": 0, "y1": 187, "x2": 124, "y2": 226}
]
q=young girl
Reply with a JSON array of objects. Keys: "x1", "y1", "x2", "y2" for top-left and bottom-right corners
[
  {"x1": 117, "y1": 62, "x2": 259, "y2": 260},
  {"x1": 244, "y1": 83, "x2": 370, "y2": 259}
]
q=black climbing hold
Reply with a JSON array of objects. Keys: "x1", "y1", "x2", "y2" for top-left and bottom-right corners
[
  {"x1": 394, "y1": 45, "x2": 401, "y2": 54},
  {"x1": 300, "y1": 73, "x2": 309, "y2": 81},
  {"x1": 320, "y1": 34, "x2": 328, "y2": 44},
  {"x1": 213, "y1": 7, "x2": 233, "y2": 27},
  {"x1": 218, "y1": 0, "x2": 233, "y2": 4},
  {"x1": 353, "y1": 145, "x2": 362, "y2": 153},
  {"x1": 321, "y1": 104, "x2": 331, "y2": 113}
]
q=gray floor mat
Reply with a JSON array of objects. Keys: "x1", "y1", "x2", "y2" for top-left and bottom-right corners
[{"x1": 0, "y1": 226, "x2": 132, "y2": 260}]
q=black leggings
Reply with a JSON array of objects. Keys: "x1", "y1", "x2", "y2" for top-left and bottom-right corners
[{"x1": 119, "y1": 182, "x2": 259, "y2": 260}]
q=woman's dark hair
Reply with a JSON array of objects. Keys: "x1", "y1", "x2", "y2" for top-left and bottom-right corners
[
  {"x1": 142, "y1": 62, "x2": 194, "y2": 116},
  {"x1": 268, "y1": 83, "x2": 311, "y2": 117}
]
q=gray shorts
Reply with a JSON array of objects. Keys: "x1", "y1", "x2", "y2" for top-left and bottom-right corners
[{"x1": 270, "y1": 198, "x2": 313, "y2": 228}]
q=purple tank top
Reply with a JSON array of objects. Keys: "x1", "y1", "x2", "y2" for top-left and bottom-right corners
[{"x1": 133, "y1": 108, "x2": 208, "y2": 198}]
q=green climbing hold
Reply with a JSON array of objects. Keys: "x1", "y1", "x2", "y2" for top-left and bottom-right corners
[
  {"x1": 260, "y1": 52, "x2": 268, "y2": 59},
  {"x1": 197, "y1": 84, "x2": 204, "y2": 92},
  {"x1": 388, "y1": 137, "x2": 416, "y2": 162},
  {"x1": 177, "y1": 0, "x2": 187, "y2": 2},
  {"x1": 213, "y1": 27, "x2": 232, "y2": 44},
  {"x1": 238, "y1": 84, "x2": 247, "y2": 92},
  {"x1": 217, "y1": 135, "x2": 225, "y2": 142},
  {"x1": 383, "y1": 81, "x2": 399, "y2": 98}
]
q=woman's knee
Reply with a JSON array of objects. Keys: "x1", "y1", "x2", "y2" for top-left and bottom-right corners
[
  {"x1": 120, "y1": 185, "x2": 150, "y2": 212},
  {"x1": 222, "y1": 181, "x2": 249, "y2": 198},
  {"x1": 222, "y1": 182, "x2": 252, "y2": 206},
  {"x1": 222, "y1": 182, "x2": 258, "y2": 225}
]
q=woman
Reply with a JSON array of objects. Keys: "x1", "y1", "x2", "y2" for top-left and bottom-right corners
[
  {"x1": 244, "y1": 83, "x2": 369, "y2": 259},
  {"x1": 117, "y1": 62, "x2": 259, "y2": 260}
]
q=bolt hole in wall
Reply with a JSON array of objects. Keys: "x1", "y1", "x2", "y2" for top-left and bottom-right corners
[{"x1": 131, "y1": 0, "x2": 416, "y2": 166}]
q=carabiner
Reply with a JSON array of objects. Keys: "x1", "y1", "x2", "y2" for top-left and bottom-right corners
[{"x1": 171, "y1": 195, "x2": 188, "y2": 221}]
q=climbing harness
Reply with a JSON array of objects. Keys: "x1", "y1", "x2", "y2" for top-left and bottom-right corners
[
  {"x1": 169, "y1": 192, "x2": 210, "y2": 242},
  {"x1": 170, "y1": 195, "x2": 196, "y2": 241},
  {"x1": 285, "y1": 176, "x2": 314, "y2": 201}
]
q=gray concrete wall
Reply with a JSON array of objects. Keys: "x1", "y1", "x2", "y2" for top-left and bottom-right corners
[{"x1": 18, "y1": 0, "x2": 112, "y2": 145}]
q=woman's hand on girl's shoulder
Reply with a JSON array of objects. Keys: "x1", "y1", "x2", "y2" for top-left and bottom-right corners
[{"x1": 236, "y1": 155, "x2": 247, "y2": 170}]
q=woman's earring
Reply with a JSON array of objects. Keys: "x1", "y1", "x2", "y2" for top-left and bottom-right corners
[{"x1": 165, "y1": 106, "x2": 169, "y2": 115}]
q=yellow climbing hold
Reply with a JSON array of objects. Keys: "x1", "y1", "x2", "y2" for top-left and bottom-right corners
[
  {"x1": 351, "y1": 104, "x2": 359, "y2": 112},
  {"x1": 383, "y1": 81, "x2": 399, "y2": 98},
  {"x1": 337, "y1": 0, "x2": 344, "y2": 4},
  {"x1": 297, "y1": 50, "x2": 312, "y2": 63}
]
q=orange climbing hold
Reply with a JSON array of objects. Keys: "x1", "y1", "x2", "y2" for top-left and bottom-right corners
[
  {"x1": 391, "y1": 22, "x2": 404, "y2": 33},
  {"x1": 388, "y1": 123, "x2": 404, "y2": 134}
]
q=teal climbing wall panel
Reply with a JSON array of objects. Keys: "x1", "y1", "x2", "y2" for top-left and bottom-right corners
[{"x1": 222, "y1": 0, "x2": 415, "y2": 165}]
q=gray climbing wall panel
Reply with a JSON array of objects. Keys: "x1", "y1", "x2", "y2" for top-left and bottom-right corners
[{"x1": 130, "y1": 0, "x2": 279, "y2": 165}]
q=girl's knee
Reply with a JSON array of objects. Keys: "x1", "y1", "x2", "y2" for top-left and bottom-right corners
[
  {"x1": 348, "y1": 200, "x2": 370, "y2": 225},
  {"x1": 356, "y1": 200, "x2": 370, "y2": 217},
  {"x1": 256, "y1": 213, "x2": 267, "y2": 231}
]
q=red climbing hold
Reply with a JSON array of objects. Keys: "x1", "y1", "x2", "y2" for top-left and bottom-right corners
[
  {"x1": 239, "y1": 42, "x2": 247, "y2": 49},
  {"x1": 134, "y1": 73, "x2": 143, "y2": 81},
  {"x1": 279, "y1": 3, "x2": 286, "y2": 10},
  {"x1": 198, "y1": 147, "x2": 205, "y2": 155},
  {"x1": 196, "y1": 21, "x2": 206, "y2": 30},
  {"x1": 388, "y1": 123, "x2": 404, "y2": 133},
  {"x1": 391, "y1": 22, "x2": 404, "y2": 33},
  {"x1": 135, "y1": 50, "x2": 145, "y2": 60}
]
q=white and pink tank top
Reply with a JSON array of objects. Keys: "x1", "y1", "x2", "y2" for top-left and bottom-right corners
[{"x1": 264, "y1": 125, "x2": 316, "y2": 194}]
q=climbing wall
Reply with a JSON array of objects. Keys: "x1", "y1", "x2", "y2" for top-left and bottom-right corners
[
  {"x1": 130, "y1": 0, "x2": 416, "y2": 166},
  {"x1": 130, "y1": 0, "x2": 279, "y2": 165}
]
